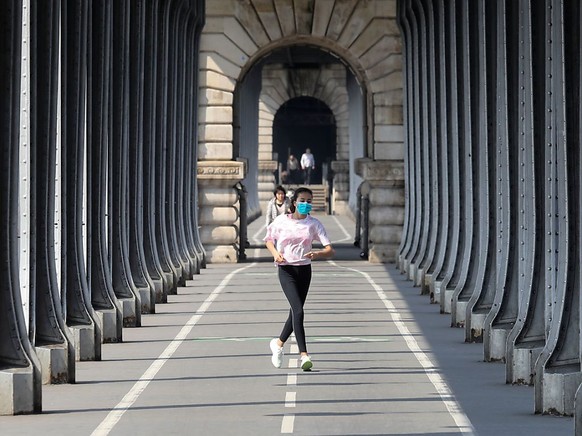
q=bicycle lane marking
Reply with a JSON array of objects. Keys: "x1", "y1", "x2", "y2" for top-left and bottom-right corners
[
  {"x1": 327, "y1": 260, "x2": 476, "y2": 435},
  {"x1": 91, "y1": 263, "x2": 258, "y2": 436}
]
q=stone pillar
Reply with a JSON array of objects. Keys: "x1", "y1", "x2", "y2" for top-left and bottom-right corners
[
  {"x1": 331, "y1": 160, "x2": 350, "y2": 216},
  {"x1": 356, "y1": 158, "x2": 405, "y2": 263},
  {"x1": 198, "y1": 161, "x2": 245, "y2": 263},
  {"x1": 258, "y1": 160, "x2": 278, "y2": 214}
]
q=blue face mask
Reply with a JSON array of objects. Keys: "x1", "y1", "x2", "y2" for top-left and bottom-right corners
[{"x1": 296, "y1": 202, "x2": 312, "y2": 215}]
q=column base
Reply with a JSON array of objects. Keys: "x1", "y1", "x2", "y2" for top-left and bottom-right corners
[
  {"x1": 71, "y1": 324, "x2": 96, "y2": 361},
  {"x1": 466, "y1": 312, "x2": 487, "y2": 343},
  {"x1": 542, "y1": 370, "x2": 582, "y2": 416},
  {"x1": 487, "y1": 325, "x2": 510, "y2": 362},
  {"x1": 96, "y1": 308, "x2": 121, "y2": 343},
  {"x1": 120, "y1": 297, "x2": 139, "y2": 327},
  {"x1": 204, "y1": 244, "x2": 238, "y2": 263},
  {"x1": 0, "y1": 367, "x2": 36, "y2": 415},
  {"x1": 36, "y1": 345, "x2": 69, "y2": 384},
  {"x1": 511, "y1": 344, "x2": 542, "y2": 385}
]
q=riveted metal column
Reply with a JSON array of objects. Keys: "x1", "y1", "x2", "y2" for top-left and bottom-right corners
[
  {"x1": 30, "y1": 0, "x2": 76, "y2": 382},
  {"x1": 425, "y1": 0, "x2": 452, "y2": 305},
  {"x1": 396, "y1": 0, "x2": 415, "y2": 274},
  {"x1": 110, "y1": 0, "x2": 142, "y2": 326},
  {"x1": 434, "y1": 0, "x2": 463, "y2": 316},
  {"x1": 506, "y1": 0, "x2": 547, "y2": 386},
  {"x1": 402, "y1": 2, "x2": 424, "y2": 279},
  {"x1": 128, "y1": 0, "x2": 156, "y2": 314},
  {"x1": 534, "y1": 0, "x2": 582, "y2": 416},
  {"x1": 164, "y1": 1, "x2": 190, "y2": 285},
  {"x1": 143, "y1": 0, "x2": 174, "y2": 302},
  {"x1": 485, "y1": 0, "x2": 520, "y2": 362},
  {"x1": 184, "y1": 2, "x2": 206, "y2": 270},
  {"x1": 173, "y1": 3, "x2": 198, "y2": 277},
  {"x1": 87, "y1": 0, "x2": 124, "y2": 344},
  {"x1": 154, "y1": 1, "x2": 181, "y2": 293},
  {"x1": 447, "y1": 0, "x2": 477, "y2": 328},
  {"x1": 0, "y1": 0, "x2": 42, "y2": 415},
  {"x1": 408, "y1": 0, "x2": 430, "y2": 287},
  {"x1": 416, "y1": 0, "x2": 440, "y2": 295},
  {"x1": 61, "y1": 0, "x2": 102, "y2": 360},
  {"x1": 464, "y1": 0, "x2": 498, "y2": 343}
]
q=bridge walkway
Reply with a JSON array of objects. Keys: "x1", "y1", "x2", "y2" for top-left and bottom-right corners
[{"x1": 0, "y1": 214, "x2": 571, "y2": 435}]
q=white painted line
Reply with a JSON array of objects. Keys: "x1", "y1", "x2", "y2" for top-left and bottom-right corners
[
  {"x1": 290, "y1": 344, "x2": 299, "y2": 354},
  {"x1": 252, "y1": 222, "x2": 267, "y2": 241},
  {"x1": 328, "y1": 260, "x2": 476, "y2": 436},
  {"x1": 285, "y1": 392, "x2": 296, "y2": 408},
  {"x1": 281, "y1": 414, "x2": 295, "y2": 433},
  {"x1": 288, "y1": 358, "x2": 298, "y2": 368},
  {"x1": 331, "y1": 215, "x2": 352, "y2": 243},
  {"x1": 253, "y1": 248, "x2": 261, "y2": 258},
  {"x1": 91, "y1": 263, "x2": 258, "y2": 436},
  {"x1": 287, "y1": 373, "x2": 297, "y2": 386}
]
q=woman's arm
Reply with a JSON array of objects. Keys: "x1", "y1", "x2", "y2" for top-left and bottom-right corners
[
  {"x1": 304, "y1": 244, "x2": 334, "y2": 260},
  {"x1": 266, "y1": 240, "x2": 285, "y2": 263}
]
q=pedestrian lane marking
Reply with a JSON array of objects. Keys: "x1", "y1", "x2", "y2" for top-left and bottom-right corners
[
  {"x1": 287, "y1": 374, "x2": 297, "y2": 386},
  {"x1": 331, "y1": 215, "x2": 352, "y2": 243},
  {"x1": 290, "y1": 344, "x2": 299, "y2": 353},
  {"x1": 285, "y1": 392, "x2": 296, "y2": 408},
  {"x1": 327, "y1": 260, "x2": 476, "y2": 435},
  {"x1": 288, "y1": 358, "x2": 298, "y2": 368},
  {"x1": 281, "y1": 415, "x2": 294, "y2": 433},
  {"x1": 91, "y1": 263, "x2": 257, "y2": 436}
]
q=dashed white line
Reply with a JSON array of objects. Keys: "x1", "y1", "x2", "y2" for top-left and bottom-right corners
[
  {"x1": 281, "y1": 415, "x2": 295, "y2": 433},
  {"x1": 288, "y1": 358, "x2": 298, "y2": 368},
  {"x1": 91, "y1": 263, "x2": 257, "y2": 436},
  {"x1": 287, "y1": 374, "x2": 297, "y2": 386},
  {"x1": 285, "y1": 392, "x2": 296, "y2": 408},
  {"x1": 290, "y1": 344, "x2": 299, "y2": 354}
]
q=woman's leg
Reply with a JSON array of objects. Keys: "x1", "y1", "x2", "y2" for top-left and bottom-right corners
[{"x1": 278, "y1": 265, "x2": 312, "y2": 353}]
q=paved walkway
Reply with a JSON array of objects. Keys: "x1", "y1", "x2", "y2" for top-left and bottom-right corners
[{"x1": 0, "y1": 213, "x2": 572, "y2": 435}]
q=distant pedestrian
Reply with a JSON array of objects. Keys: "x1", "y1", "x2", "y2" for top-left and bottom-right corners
[
  {"x1": 286, "y1": 154, "x2": 300, "y2": 184},
  {"x1": 264, "y1": 187, "x2": 335, "y2": 371},
  {"x1": 265, "y1": 185, "x2": 291, "y2": 226},
  {"x1": 300, "y1": 148, "x2": 315, "y2": 185}
]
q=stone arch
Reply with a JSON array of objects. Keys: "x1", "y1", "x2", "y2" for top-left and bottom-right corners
[
  {"x1": 198, "y1": 0, "x2": 403, "y2": 263},
  {"x1": 256, "y1": 63, "x2": 350, "y2": 215}
]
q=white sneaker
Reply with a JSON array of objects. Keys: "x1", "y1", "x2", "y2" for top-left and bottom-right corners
[
  {"x1": 270, "y1": 338, "x2": 283, "y2": 368},
  {"x1": 300, "y1": 355, "x2": 313, "y2": 371}
]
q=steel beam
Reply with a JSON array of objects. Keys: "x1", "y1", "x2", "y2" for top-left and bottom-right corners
[
  {"x1": 0, "y1": 0, "x2": 42, "y2": 415},
  {"x1": 61, "y1": 0, "x2": 103, "y2": 360},
  {"x1": 30, "y1": 0, "x2": 76, "y2": 382}
]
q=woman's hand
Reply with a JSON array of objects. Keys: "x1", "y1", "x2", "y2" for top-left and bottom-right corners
[
  {"x1": 304, "y1": 251, "x2": 318, "y2": 260},
  {"x1": 273, "y1": 252, "x2": 286, "y2": 263},
  {"x1": 305, "y1": 245, "x2": 334, "y2": 260}
]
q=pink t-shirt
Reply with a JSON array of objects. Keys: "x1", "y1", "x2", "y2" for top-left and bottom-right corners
[{"x1": 264, "y1": 214, "x2": 331, "y2": 266}]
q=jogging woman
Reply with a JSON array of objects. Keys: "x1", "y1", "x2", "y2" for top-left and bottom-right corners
[{"x1": 264, "y1": 187, "x2": 335, "y2": 370}]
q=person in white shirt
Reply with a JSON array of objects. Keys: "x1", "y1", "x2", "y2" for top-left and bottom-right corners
[{"x1": 300, "y1": 148, "x2": 315, "y2": 185}]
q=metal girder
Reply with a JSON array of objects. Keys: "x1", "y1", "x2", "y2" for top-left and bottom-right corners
[
  {"x1": 30, "y1": 0, "x2": 76, "y2": 380},
  {"x1": 110, "y1": 0, "x2": 143, "y2": 326},
  {"x1": 464, "y1": 0, "x2": 498, "y2": 344},
  {"x1": 484, "y1": 0, "x2": 521, "y2": 363},
  {"x1": 128, "y1": 0, "x2": 157, "y2": 314},
  {"x1": 534, "y1": 0, "x2": 582, "y2": 415},
  {"x1": 87, "y1": 0, "x2": 124, "y2": 342},
  {"x1": 61, "y1": 0, "x2": 103, "y2": 359},
  {"x1": 142, "y1": 0, "x2": 173, "y2": 303},
  {"x1": 0, "y1": 0, "x2": 42, "y2": 414}
]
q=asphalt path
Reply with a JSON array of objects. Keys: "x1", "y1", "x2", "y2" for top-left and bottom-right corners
[{"x1": 0, "y1": 213, "x2": 572, "y2": 435}]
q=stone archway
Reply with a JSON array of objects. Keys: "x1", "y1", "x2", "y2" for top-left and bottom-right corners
[
  {"x1": 256, "y1": 63, "x2": 351, "y2": 216},
  {"x1": 198, "y1": 0, "x2": 403, "y2": 263}
]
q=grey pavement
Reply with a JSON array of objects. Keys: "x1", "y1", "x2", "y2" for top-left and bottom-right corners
[{"x1": 0, "y1": 213, "x2": 573, "y2": 435}]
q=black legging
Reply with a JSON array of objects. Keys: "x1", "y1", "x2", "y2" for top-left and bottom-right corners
[{"x1": 277, "y1": 264, "x2": 312, "y2": 353}]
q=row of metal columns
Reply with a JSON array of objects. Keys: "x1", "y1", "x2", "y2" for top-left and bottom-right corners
[
  {"x1": 0, "y1": 0, "x2": 205, "y2": 414},
  {"x1": 397, "y1": 0, "x2": 581, "y2": 418}
]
